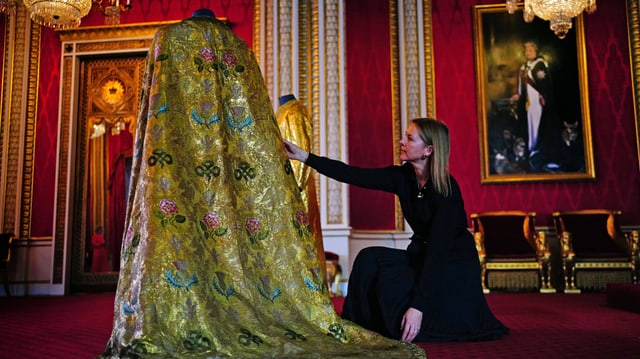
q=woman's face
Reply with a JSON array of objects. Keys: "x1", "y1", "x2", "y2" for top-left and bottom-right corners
[{"x1": 400, "y1": 123, "x2": 429, "y2": 162}]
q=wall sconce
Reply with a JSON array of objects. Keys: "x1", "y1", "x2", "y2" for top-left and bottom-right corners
[{"x1": 92, "y1": 0, "x2": 130, "y2": 25}]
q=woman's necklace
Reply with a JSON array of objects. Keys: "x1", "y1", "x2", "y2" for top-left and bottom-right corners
[{"x1": 417, "y1": 180, "x2": 425, "y2": 198}]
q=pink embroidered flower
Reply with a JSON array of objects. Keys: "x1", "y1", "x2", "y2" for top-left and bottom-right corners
[
  {"x1": 159, "y1": 199, "x2": 178, "y2": 215},
  {"x1": 124, "y1": 226, "x2": 134, "y2": 246},
  {"x1": 199, "y1": 101, "x2": 214, "y2": 114},
  {"x1": 154, "y1": 44, "x2": 162, "y2": 61},
  {"x1": 296, "y1": 210, "x2": 309, "y2": 226},
  {"x1": 221, "y1": 51, "x2": 238, "y2": 67},
  {"x1": 199, "y1": 47, "x2": 215, "y2": 63},
  {"x1": 245, "y1": 217, "x2": 261, "y2": 234},
  {"x1": 203, "y1": 212, "x2": 221, "y2": 229}
]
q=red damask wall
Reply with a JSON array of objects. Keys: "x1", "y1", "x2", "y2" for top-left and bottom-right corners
[
  {"x1": 346, "y1": 0, "x2": 396, "y2": 229},
  {"x1": 347, "y1": 0, "x2": 639, "y2": 229},
  {"x1": 432, "y1": 0, "x2": 639, "y2": 227}
]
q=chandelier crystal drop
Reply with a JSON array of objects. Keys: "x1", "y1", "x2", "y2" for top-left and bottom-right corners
[
  {"x1": 23, "y1": 0, "x2": 93, "y2": 29},
  {"x1": 506, "y1": 0, "x2": 597, "y2": 39}
]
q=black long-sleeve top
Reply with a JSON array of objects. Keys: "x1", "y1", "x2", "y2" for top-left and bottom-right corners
[{"x1": 305, "y1": 153, "x2": 478, "y2": 313}]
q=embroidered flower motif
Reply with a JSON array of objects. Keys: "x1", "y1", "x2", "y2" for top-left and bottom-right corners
[
  {"x1": 221, "y1": 52, "x2": 238, "y2": 67},
  {"x1": 165, "y1": 261, "x2": 197, "y2": 291},
  {"x1": 212, "y1": 271, "x2": 236, "y2": 299},
  {"x1": 218, "y1": 51, "x2": 245, "y2": 77},
  {"x1": 203, "y1": 212, "x2": 220, "y2": 228},
  {"x1": 154, "y1": 199, "x2": 186, "y2": 227},
  {"x1": 159, "y1": 199, "x2": 178, "y2": 215},
  {"x1": 154, "y1": 44, "x2": 168, "y2": 61},
  {"x1": 293, "y1": 210, "x2": 311, "y2": 237},
  {"x1": 296, "y1": 210, "x2": 309, "y2": 226},
  {"x1": 246, "y1": 217, "x2": 261, "y2": 234},
  {"x1": 194, "y1": 47, "x2": 217, "y2": 72},
  {"x1": 225, "y1": 105, "x2": 253, "y2": 130},
  {"x1": 200, "y1": 212, "x2": 227, "y2": 238},
  {"x1": 257, "y1": 276, "x2": 281, "y2": 303},
  {"x1": 124, "y1": 226, "x2": 135, "y2": 247},
  {"x1": 245, "y1": 217, "x2": 269, "y2": 243},
  {"x1": 122, "y1": 226, "x2": 140, "y2": 260},
  {"x1": 199, "y1": 47, "x2": 216, "y2": 63},
  {"x1": 191, "y1": 101, "x2": 219, "y2": 126}
]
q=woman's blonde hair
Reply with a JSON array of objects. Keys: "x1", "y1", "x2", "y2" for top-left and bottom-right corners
[{"x1": 412, "y1": 118, "x2": 451, "y2": 197}]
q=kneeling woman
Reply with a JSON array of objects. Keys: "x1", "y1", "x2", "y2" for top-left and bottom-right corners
[{"x1": 284, "y1": 118, "x2": 509, "y2": 342}]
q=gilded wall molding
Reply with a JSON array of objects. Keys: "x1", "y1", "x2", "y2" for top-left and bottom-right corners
[
  {"x1": 403, "y1": 0, "x2": 422, "y2": 120},
  {"x1": 322, "y1": 0, "x2": 346, "y2": 225},
  {"x1": 628, "y1": 0, "x2": 640, "y2": 172},
  {"x1": 20, "y1": 20, "x2": 40, "y2": 239},
  {"x1": 277, "y1": 0, "x2": 293, "y2": 96},
  {"x1": 422, "y1": 0, "x2": 436, "y2": 117},
  {"x1": 54, "y1": 23, "x2": 169, "y2": 286},
  {"x1": 1, "y1": 5, "x2": 34, "y2": 237},
  {"x1": 259, "y1": 1, "x2": 346, "y2": 227},
  {"x1": 53, "y1": 56, "x2": 73, "y2": 284},
  {"x1": 390, "y1": 0, "x2": 404, "y2": 230}
]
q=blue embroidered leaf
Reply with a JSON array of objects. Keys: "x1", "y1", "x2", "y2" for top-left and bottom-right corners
[{"x1": 304, "y1": 276, "x2": 320, "y2": 291}]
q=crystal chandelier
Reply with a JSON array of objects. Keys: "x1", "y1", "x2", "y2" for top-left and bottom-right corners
[
  {"x1": 506, "y1": 0, "x2": 597, "y2": 39},
  {"x1": 22, "y1": 0, "x2": 93, "y2": 29}
]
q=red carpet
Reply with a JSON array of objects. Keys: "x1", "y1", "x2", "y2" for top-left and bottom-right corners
[{"x1": 1, "y1": 293, "x2": 639, "y2": 358}]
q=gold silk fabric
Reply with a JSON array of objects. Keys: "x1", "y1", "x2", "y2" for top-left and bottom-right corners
[
  {"x1": 276, "y1": 99, "x2": 327, "y2": 277},
  {"x1": 100, "y1": 16, "x2": 424, "y2": 358}
]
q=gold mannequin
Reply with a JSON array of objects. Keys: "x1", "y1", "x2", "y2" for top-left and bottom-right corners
[{"x1": 276, "y1": 94, "x2": 330, "y2": 291}]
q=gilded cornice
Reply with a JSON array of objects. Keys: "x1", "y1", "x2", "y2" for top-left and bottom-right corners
[{"x1": 57, "y1": 21, "x2": 176, "y2": 42}]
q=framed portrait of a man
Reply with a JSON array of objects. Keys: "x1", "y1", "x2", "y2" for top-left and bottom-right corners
[{"x1": 473, "y1": 4, "x2": 595, "y2": 183}]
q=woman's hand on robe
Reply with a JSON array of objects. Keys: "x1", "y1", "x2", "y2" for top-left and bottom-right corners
[
  {"x1": 283, "y1": 139, "x2": 309, "y2": 162},
  {"x1": 400, "y1": 307, "x2": 423, "y2": 342}
]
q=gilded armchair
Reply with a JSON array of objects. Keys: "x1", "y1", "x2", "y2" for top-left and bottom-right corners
[
  {"x1": 552, "y1": 209, "x2": 639, "y2": 293},
  {"x1": 471, "y1": 211, "x2": 554, "y2": 293}
]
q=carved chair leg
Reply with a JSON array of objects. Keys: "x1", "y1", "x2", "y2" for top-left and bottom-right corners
[
  {"x1": 563, "y1": 257, "x2": 577, "y2": 292},
  {"x1": 480, "y1": 263, "x2": 488, "y2": 293}
]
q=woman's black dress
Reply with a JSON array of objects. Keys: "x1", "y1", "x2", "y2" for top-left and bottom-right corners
[{"x1": 305, "y1": 154, "x2": 509, "y2": 342}]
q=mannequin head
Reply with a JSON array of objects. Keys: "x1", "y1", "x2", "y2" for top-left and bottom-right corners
[
  {"x1": 192, "y1": 8, "x2": 215, "y2": 18},
  {"x1": 279, "y1": 94, "x2": 296, "y2": 106}
]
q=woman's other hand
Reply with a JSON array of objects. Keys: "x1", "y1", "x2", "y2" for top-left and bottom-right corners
[
  {"x1": 283, "y1": 139, "x2": 309, "y2": 162},
  {"x1": 400, "y1": 307, "x2": 423, "y2": 342}
]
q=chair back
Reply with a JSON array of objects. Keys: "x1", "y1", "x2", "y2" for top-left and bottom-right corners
[
  {"x1": 552, "y1": 210, "x2": 627, "y2": 259},
  {"x1": 471, "y1": 211, "x2": 537, "y2": 259}
]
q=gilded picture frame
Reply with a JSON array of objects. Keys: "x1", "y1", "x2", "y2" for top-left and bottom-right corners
[{"x1": 473, "y1": 4, "x2": 595, "y2": 183}]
